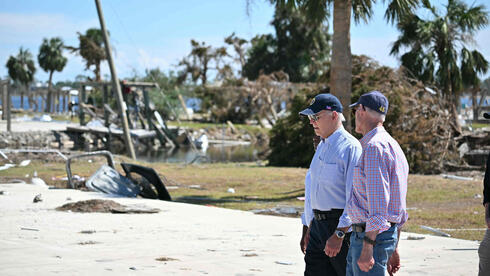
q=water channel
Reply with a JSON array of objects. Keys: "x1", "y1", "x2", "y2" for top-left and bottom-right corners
[{"x1": 136, "y1": 144, "x2": 266, "y2": 164}]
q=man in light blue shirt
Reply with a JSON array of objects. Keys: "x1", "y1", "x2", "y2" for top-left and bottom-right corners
[{"x1": 299, "y1": 93, "x2": 362, "y2": 276}]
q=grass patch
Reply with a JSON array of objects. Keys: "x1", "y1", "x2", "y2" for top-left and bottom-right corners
[
  {"x1": 470, "y1": 123, "x2": 489, "y2": 129},
  {"x1": 0, "y1": 158, "x2": 486, "y2": 241}
]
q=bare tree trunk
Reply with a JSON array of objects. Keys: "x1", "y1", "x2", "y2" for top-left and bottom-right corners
[
  {"x1": 20, "y1": 90, "x2": 24, "y2": 110},
  {"x1": 331, "y1": 0, "x2": 352, "y2": 131},
  {"x1": 27, "y1": 93, "x2": 32, "y2": 110},
  {"x1": 45, "y1": 71, "x2": 53, "y2": 112},
  {"x1": 95, "y1": 63, "x2": 101, "y2": 82}
]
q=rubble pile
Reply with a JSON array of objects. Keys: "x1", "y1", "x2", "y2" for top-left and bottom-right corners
[
  {"x1": 351, "y1": 56, "x2": 479, "y2": 174},
  {"x1": 456, "y1": 129, "x2": 490, "y2": 168}
]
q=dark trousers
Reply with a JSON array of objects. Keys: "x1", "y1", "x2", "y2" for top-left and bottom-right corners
[{"x1": 305, "y1": 217, "x2": 350, "y2": 276}]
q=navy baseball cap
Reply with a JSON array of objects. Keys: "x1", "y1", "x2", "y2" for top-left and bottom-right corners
[
  {"x1": 299, "y1": 93, "x2": 343, "y2": 116},
  {"x1": 349, "y1": 91, "x2": 389, "y2": 115}
]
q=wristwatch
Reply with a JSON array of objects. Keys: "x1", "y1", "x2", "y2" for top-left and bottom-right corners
[{"x1": 334, "y1": 229, "x2": 345, "y2": 239}]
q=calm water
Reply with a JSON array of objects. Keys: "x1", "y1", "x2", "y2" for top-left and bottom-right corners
[
  {"x1": 0, "y1": 95, "x2": 79, "y2": 112},
  {"x1": 137, "y1": 144, "x2": 265, "y2": 163}
]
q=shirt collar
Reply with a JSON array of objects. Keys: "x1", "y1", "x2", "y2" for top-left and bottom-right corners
[
  {"x1": 360, "y1": 126, "x2": 385, "y2": 148},
  {"x1": 323, "y1": 125, "x2": 344, "y2": 145}
]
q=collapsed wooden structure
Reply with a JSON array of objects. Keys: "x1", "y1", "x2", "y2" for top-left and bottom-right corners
[{"x1": 65, "y1": 81, "x2": 179, "y2": 153}]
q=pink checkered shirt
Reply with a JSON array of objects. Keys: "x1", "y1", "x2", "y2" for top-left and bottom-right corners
[{"x1": 347, "y1": 126, "x2": 409, "y2": 233}]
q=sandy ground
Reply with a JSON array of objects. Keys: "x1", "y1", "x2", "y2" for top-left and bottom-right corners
[{"x1": 0, "y1": 183, "x2": 480, "y2": 276}]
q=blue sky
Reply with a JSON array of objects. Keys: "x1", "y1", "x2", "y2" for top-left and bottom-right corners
[{"x1": 1, "y1": 0, "x2": 489, "y2": 83}]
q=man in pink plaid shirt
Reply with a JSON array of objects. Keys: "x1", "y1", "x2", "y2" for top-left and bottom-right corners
[{"x1": 345, "y1": 91, "x2": 409, "y2": 276}]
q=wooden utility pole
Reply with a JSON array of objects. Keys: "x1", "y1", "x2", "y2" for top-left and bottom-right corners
[
  {"x1": 1, "y1": 79, "x2": 6, "y2": 120},
  {"x1": 2, "y1": 80, "x2": 12, "y2": 132},
  {"x1": 94, "y1": 0, "x2": 136, "y2": 159}
]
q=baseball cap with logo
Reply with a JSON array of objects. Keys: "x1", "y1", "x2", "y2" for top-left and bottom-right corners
[
  {"x1": 349, "y1": 90, "x2": 389, "y2": 115},
  {"x1": 299, "y1": 93, "x2": 343, "y2": 116}
]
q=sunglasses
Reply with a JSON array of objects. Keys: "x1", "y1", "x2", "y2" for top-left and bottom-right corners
[{"x1": 308, "y1": 112, "x2": 326, "y2": 122}]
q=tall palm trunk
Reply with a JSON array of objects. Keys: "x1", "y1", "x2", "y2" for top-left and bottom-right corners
[
  {"x1": 45, "y1": 71, "x2": 54, "y2": 112},
  {"x1": 444, "y1": 68, "x2": 462, "y2": 134},
  {"x1": 331, "y1": 0, "x2": 352, "y2": 131},
  {"x1": 451, "y1": 94, "x2": 462, "y2": 134}
]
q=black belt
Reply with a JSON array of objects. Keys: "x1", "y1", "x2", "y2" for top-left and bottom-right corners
[
  {"x1": 351, "y1": 222, "x2": 396, "y2": 232},
  {"x1": 313, "y1": 209, "x2": 343, "y2": 221}
]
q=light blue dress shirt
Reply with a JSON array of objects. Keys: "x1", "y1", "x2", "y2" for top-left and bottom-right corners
[
  {"x1": 301, "y1": 169, "x2": 313, "y2": 226},
  {"x1": 302, "y1": 126, "x2": 362, "y2": 229}
]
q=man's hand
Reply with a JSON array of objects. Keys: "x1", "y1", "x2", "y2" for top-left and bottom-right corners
[
  {"x1": 387, "y1": 248, "x2": 401, "y2": 275},
  {"x1": 324, "y1": 234, "x2": 343, "y2": 257},
  {"x1": 300, "y1": 225, "x2": 310, "y2": 254},
  {"x1": 357, "y1": 243, "x2": 375, "y2": 272}
]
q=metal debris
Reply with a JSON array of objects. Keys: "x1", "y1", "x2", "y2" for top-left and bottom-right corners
[{"x1": 33, "y1": 194, "x2": 42, "y2": 203}]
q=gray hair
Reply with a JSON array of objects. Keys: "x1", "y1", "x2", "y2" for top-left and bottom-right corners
[
  {"x1": 325, "y1": 110, "x2": 346, "y2": 122},
  {"x1": 364, "y1": 106, "x2": 386, "y2": 123}
]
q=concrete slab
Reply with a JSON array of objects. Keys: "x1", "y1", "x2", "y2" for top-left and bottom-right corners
[{"x1": 0, "y1": 183, "x2": 480, "y2": 275}]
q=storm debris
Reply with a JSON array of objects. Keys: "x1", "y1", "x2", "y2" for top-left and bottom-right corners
[
  {"x1": 242, "y1": 253, "x2": 258, "y2": 257},
  {"x1": 20, "y1": 227, "x2": 39, "y2": 231},
  {"x1": 78, "y1": 241, "x2": 101, "y2": 245},
  {"x1": 156, "y1": 257, "x2": 179, "y2": 262},
  {"x1": 33, "y1": 194, "x2": 42, "y2": 203}
]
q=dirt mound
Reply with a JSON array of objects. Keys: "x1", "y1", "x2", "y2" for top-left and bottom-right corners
[
  {"x1": 56, "y1": 199, "x2": 125, "y2": 213},
  {"x1": 55, "y1": 199, "x2": 160, "y2": 213}
]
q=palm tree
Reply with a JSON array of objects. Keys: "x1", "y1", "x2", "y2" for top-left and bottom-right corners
[
  {"x1": 38, "y1": 37, "x2": 68, "y2": 112},
  {"x1": 390, "y1": 0, "x2": 488, "y2": 133},
  {"x1": 269, "y1": 0, "x2": 420, "y2": 129},
  {"x1": 5, "y1": 47, "x2": 36, "y2": 109},
  {"x1": 67, "y1": 28, "x2": 106, "y2": 82}
]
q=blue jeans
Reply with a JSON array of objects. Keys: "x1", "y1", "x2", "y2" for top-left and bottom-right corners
[{"x1": 346, "y1": 225, "x2": 398, "y2": 276}]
